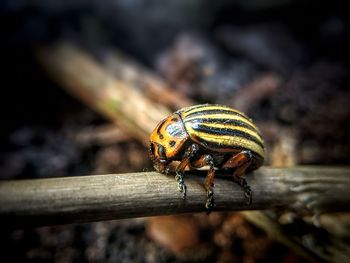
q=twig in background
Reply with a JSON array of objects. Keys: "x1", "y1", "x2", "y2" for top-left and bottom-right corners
[{"x1": 37, "y1": 43, "x2": 182, "y2": 145}]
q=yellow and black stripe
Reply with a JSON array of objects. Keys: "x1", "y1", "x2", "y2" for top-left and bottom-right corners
[{"x1": 178, "y1": 104, "x2": 265, "y2": 160}]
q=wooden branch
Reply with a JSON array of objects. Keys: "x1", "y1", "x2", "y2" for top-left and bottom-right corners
[
  {"x1": 0, "y1": 166, "x2": 349, "y2": 227},
  {"x1": 36, "y1": 43, "x2": 192, "y2": 146}
]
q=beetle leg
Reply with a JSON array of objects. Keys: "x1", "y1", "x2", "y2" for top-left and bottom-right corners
[
  {"x1": 175, "y1": 163, "x2": 188, "y2": 198},
  {"x1": 175, "y1": 144, "x2": 200, "y2": 198},
  {"x1": 222, "y1": 150, "x2": 253, "y2": 205},
  {"x1": 191, "y1": 154, "x2": 216, "y2": 211}
]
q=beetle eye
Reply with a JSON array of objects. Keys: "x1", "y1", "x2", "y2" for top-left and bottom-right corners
[{"x1": 158, "y1": 144, "x2": 166, "y2": 160}]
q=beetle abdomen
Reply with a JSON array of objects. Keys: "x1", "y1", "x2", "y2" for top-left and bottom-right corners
[{"x1": 179, "y1": 104, "x2": 265, "y2": 160}]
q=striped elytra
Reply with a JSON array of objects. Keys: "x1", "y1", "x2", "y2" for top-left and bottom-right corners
[{"x1": 179, "y1": 104, "x2": 265, "y2": 161}]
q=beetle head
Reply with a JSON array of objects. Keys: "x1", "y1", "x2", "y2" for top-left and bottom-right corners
[{"x1": 149, "y1": 113, "x2": 189, "y2": 173}]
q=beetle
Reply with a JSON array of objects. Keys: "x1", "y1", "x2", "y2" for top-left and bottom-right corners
[{"x1": 149, "y1": 104, "x2": 264, "y2": 210}]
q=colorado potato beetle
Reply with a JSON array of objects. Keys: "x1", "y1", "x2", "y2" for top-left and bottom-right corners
[{"x1": 149, "y1": 104, "x2": 264, "y2": 210}]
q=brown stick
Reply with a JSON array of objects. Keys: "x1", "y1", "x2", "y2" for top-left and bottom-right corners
[
  {"x1": 37, "y1": 43, "x2": 184, "y2": 145},
  {"x1": 0, "y1": 166, "x2": 349, "y2": 227}
]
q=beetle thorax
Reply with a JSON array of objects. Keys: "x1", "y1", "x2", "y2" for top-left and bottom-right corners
[{"x1": 149, "y1": 113, "x2": 189, "y2": 163}]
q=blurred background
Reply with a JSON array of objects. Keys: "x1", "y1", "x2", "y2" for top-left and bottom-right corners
[{"x1": 0, "y1": 0, "x2": 349, "y2": 262}]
